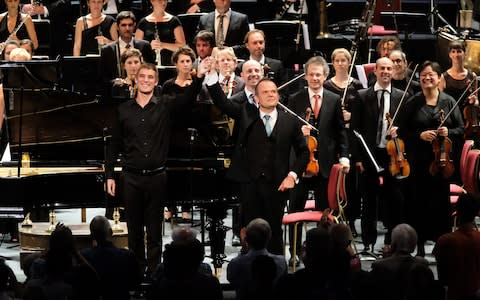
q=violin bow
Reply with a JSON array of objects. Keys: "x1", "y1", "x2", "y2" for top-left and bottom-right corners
[
  {"x1": 386, "y1": 64, "x2": 419, "y2": 132},
  {"x1": 437, "y1": 79, "x2": 475, "y2": 129},
  {"x1": 277, "y1": 101, "x2": 320, "y2": 132},
  {"x1": 340, "y1": 50, "x2": 358, "y2": 109}
]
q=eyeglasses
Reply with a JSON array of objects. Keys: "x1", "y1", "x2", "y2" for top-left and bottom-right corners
[{"x1": 420, "y1": 72, "x2": 438, "y2": 78}]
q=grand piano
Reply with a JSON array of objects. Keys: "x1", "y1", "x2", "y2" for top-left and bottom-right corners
[{"x1": 0, "y1": 58, "x2": 236, "y2": 267}]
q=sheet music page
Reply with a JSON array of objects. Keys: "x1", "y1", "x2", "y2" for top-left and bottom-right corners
[
  {"x1": 302, "y1": 22, "x2": 310, "y2": 50},
  {"x1": 356, "y1": 65, "x2": 368, "y2": 88}
]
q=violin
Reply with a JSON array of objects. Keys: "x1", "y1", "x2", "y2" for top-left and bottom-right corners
[
  {"x1": 385, "y1": 113, "x2": 410, "y2": 179},
  {"x1": 463, "y1": 104, "x2": 480, "y2": 139},
  {"x1": 303, "y1": 108, "x2": 319, "y2": 178},
  {"x1": 429, "y1": 109, "x2": 455, "y2": 179}
]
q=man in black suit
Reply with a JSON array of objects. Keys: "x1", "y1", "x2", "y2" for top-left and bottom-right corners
[
  {"x1": 197, "y1": 0, "x2": 249, "y2": 48},
  {"x1": 236, "y1": 29, "x2": 287, "y2": 87},
  {"x1": 287, "y1": 55, "x2": 349, "y2": 265},
  {"x1": 204, "y1": 57, "x2": 309, "y2": 254},
  {"x1": 351, "y1": 57, "x2": 406, "y2": 253},
  {"x1": 100, "y1": 11, "x2": 155, "y2": 84}
]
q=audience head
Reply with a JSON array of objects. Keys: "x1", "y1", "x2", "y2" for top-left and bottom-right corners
[
  {"x1": 375, "y1": 57, "x2": 393, "y2": 87},
  {"x1": 46, "y1": 224, "x2": 77, "y2": 275},
  {"x1": 302, "y1": 227, "x2": 331, "y2": 269},
  {"x1": 19, "y1": 39, "x2": 34, "y2": 56},
  {"x1": 194, "y1": 30, "x2": 214, "y2": 59},
  {"x1": 171, "y1": 46, "x2": 195, "y2": 72},
  {"x1": 0, "y1": 258, "x2": 16, "y2": 292},
  {"x1": 376, "y1": 36, "x2": 401, "y2": 58},
  {"x1": 245, "y1": 218, "x2": 271, "y2": 250},
  {"x1": 9, "y1": 47, "x2": 31, "y2": 61},
  {"x1": 456, "y1": 193, "x2": 480, "y2": 224},
  {"x1": 391, "y1": 223, "x2": 417, "y2": 254},
  {"x1": 2, "y1": 40, "x2": 19, "y2": 61},
  {"x1": 89, "y1": 215, "x2": 113, "y2": 245},
  {"x1": 163, "y1": 236, "x2": 204, "y2": 278},
  {"x1": 116, "y1": 11, "x2": 136, "y2": 42},
  {"x1": 305, "y1": 56, "x2": 329, "y2": 92},
  {"x1": 121, "y1": 48, "x2": 142, "y2": 78},
  {"x1": 171, "y1": 226, "x2": 198, "y2": 243},
  {"x1": 244, "y1": 29, "x2": 266, "y2": 60},
  {"x1": 241, "y1": 59, "x2": 263, "y2": 91}
]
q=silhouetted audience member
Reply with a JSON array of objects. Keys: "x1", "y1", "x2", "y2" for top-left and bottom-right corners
[
  {"x1": 404, "y1": 262, "x2": 444, "y2": 300},
  {"x1": 147, "y1": 226, "x2": 222, "y2": 300},
  {"x1": 369, "y1": 223, "x2": 429, "y2": 300},
  {"x1": 0, "y1": 258, "x2": 17, "y2": 300},
  {"x1": 24, "y1": 223, "x2": 100, "y2": 300},
  {"x1": 227, "y1": 218, "x2": 287, "y2": 300},
  {"x1": 80, "y1": 215, "x2": 141, "y2": 300},
  {"x1": 274, "y1": 226, "x2": 353, "y2": 300},
  {"x1": 434, "y1": 193, "x2": 480, "y2": 300}
]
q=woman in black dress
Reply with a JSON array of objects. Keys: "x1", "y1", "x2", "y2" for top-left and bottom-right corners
[
  {"x1": 399, "y1": 61, "x2": 464, "y2": 257},
  {"x1": 0, "y1": 0, "x2": 38, "y2": 50},
  {"x1": 135, "y1": 0, "x2": 185, "y2": 66},
  {"x1": 73, "y1": 0, "x2": 117, "y2": 56},
  {"x1": 161, "y1": 46, "x2": 196, "y2": 221},
  {"x1": 323, "y1": 48, "x2": 363, "y2": 236}
]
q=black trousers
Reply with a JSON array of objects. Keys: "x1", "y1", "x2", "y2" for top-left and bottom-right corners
[
  {"x1": 240, "y1": 178, "x2": 287, "y2": 255},
  {"x1": 359, "y1": 148, "x2": 405, "y2": 247},
  {"x1": 119, "y1": 171, "x2": 165, "y2": 274}
]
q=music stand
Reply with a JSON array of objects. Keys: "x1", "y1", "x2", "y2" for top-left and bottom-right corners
[
  {"x1": 60, "y1": 56, "x2": 101, "y2": 95},
  {"x1": 33, "y1": 19, "x2": 51, "y2": 57},
  {"x1": 254, "y1": 20, "x2": 309, "y2": 66},
  {"x1": 380, "y1": 12, "x2": 430, "y2": 53},
  {"x1": 178, "y1": 13, "x2": 207, "y2": 48},
  {"x1": 0, "y1": 60, "x2": 58, "y2": 176}
]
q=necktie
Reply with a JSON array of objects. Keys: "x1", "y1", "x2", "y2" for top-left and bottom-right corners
[
  {"x1": 216, "y1": 14, "x2": 225, "y2": 47},
  {"x1": 125, "y1": 44, "x2": 131, "y2": 49},
  {"x1": 249, "y1": 94, "x2": 256, "y2": 106},
  {"x1": 376, "y1": 90, "x2": 386, "y2": 145},
  {"x1": 313, "y1": 94, "x2": 321, "y2": 119},
  {"x1": 264, "y1": 115, "x2": 272, "y2": 136}
]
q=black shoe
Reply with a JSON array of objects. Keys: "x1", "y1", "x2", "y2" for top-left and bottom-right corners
[
  {"x1": 362, "y1": 245, "x2": 371, "y2": 252},
  {"x1": 288, "y1": 256, "x2": 300, "y2": 267},
  {"x1": 232, "y1": 235, "x2": 241, "y2": 247}
]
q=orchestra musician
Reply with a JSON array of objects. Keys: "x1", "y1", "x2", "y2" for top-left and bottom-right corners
[
  {"x1": 287, "y1": 56, "x2": 349, "y2": 265},
  {"x1": 388, "y1": 50, "x2": 421, "y2": 97},
  {"x1": 192, "y1": 30, "x2": 214, "y2": 69},
  {"x1": 203, "y1": 56, "x2": 309, "y2": 255},
  {"x1": 160, "y1": 46, "x2": 197, "y2": 222},
  {"x1": 398, "y1": 61, "x2": 464, "y2": 257},
  {"x1": 235, "y1": 29, "x2": 287, "y2": 86},
  {"x1": 100, "y1": 11, "x2": 155, "y2": 84},
  {"x1": 197, "y1": 0, "x2": 249, "y2": 48},
  {"x1": 134, "y1": 0, "x2": 186, "y2": 66},
  {"x1": 73, "y1": 0, "x2": 117, "y2": 56},
  {"x1": 351, "y1": 57, "x2": 406, "y2": 254},
  {"x1": 0, "y1": 0, "x2": 38, "y2": 50},
  {"x1": 439, "y1": 40, "x2": 478, "y2": 110},
  {"x1": 323, "y1": 48, "x2": 364, "y2": 236},
  {"x1": 367, "y1": 36, "x2": 401, "y2": 86},
  {"x1": 106, "y1": 62, "x2": 205, "y2": 278},
  {"x1": 111, "y1": 48, "x2": 143, "y2": 101}
]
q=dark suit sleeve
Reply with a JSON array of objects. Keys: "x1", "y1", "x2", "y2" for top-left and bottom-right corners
[
  {"x1": 332, "y1": 94, "x2": 349, "y2": 158},
  {"x1": 207, "y1": 82, "x2": 243, "y2": 119},
  {"x1": 350, "y1": 90, "x2": 365, "y2": 164},
  {"x1": 139, "y1": 42, "x2": 155, "y2": 64}
]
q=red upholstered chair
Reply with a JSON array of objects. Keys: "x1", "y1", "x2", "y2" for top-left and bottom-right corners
[
  {"x1": 450, "y1": 140, "x2": 474, "y2": 196},
  {"x1": 282, "y1": 164, "x2": 347, "y2": 271}
]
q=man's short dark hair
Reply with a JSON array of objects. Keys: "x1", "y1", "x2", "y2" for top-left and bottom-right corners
[
  {"x1": 89, "y1": 215, "x2": 112, "y2": 244},
  {"x1": 116, "y1": 10, "x2": 136, "y2": 25},
  {"x1": 193, "y1": 30, "x2": 215, "y2": 47}
]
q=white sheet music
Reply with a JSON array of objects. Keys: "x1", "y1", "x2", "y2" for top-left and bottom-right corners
[{"x1": 355, "y1": 65, "x2": 368, "y2": 88}]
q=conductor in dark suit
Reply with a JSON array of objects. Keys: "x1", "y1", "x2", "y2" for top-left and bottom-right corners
[
  {"x1": 203, "y1": 56, "x2": 309, "y2": 254},
  {"x1": 287, "y1": 55, "x2": 349, "y2": 264},
  {"x1": 351, "y1": 57, "x2": 406, "y2": 253},
  {"x1": 100, "y1": 11, "x2": 155, "y2": 84},
  {"x1": 197, "y1": 0, "x2": 249, "y2": 48}
]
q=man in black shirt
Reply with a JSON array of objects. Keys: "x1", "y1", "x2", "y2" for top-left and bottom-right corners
[{"x1": 106, "y1": 63, "x2": 204, "y2": 277}]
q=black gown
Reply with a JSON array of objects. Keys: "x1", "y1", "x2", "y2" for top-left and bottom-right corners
[
  {"x1": 0, "y1": 13, "x2": 29, "y2": 43},
  {"x1": 399, "y1": 91, "x2": 464, "y2": 243},
  {"x1": 80, "y1": 15, "x2": 115, "y2": 56},
  {"x1": 137, "y1": 16, "x2": 182, "y2": 66}
]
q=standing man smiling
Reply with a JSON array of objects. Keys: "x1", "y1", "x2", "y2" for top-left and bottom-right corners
[{"x1": 106, "y1": 63, "x2": 205, "y2": 278}]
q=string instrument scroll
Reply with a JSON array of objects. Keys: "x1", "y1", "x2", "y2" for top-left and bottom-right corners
[
  {"x1": 463, "y1": 85, "x2": 480, "y2": 140},
  {"x1": 303, "y1": 108, "x2": 319, "y2": 177},
  {"x1": 429, "y1": 109, "x2": 455, "y2": 179}
]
